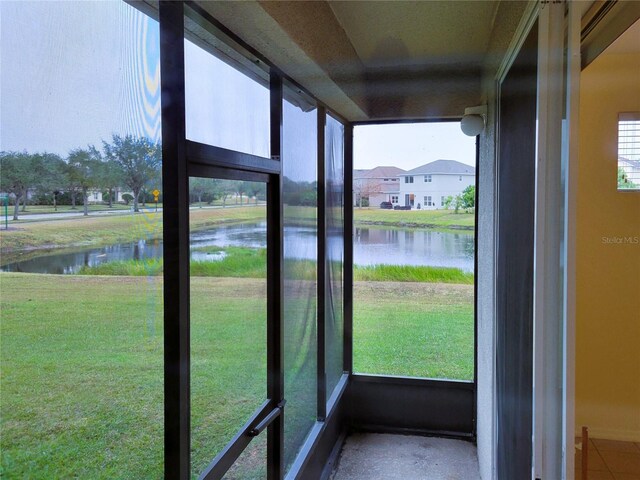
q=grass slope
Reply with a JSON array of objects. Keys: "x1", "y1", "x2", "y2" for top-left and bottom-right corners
[
  {"x1": 353, "y1": 281, "x2": 474, "y2": 379},
  {"x1": 0, "y1": 272, "x2": 473, "y2": 478}
]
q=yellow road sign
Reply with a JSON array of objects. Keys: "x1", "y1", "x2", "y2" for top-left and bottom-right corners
[{"x1": 152, "y1": 189, "x2": 160, "y2": 197}]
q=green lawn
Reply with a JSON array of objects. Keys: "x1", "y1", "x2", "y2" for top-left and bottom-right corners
[
  {"x1": 0, "y1": 206, "x2": 266, "y2": 259},
  {"x1": 353, "y1": 281, "x2": 474, "y2": 379},
  {"x1": 0, "y1": 273, "x2": 268, "y2": 479},
  {"x1": 354, "y1": 207, "x2": 475, "y2": 230},
  {"x1": 0, "y1": 272, "x2": 473, "y2": 478}
]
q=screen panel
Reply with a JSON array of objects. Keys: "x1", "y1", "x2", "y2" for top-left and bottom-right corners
[
  {"x1": 0, "y1": 1, "x2": 164, "y2": 477},
  {"x1": 325, "y1": 115, "x2": 345, "y2": 400},
  {"x1": 351, "y1": 122, "x2": 476, "y2": 380},
  {"x1": 183, "y1": 13, "x2": 270, "y2": 158},
  {"x1": 189, "y1": 177, "x2": 268, "y2": 479},
  {"x1": 282, "y1": 91, "x2": 318, "y2": 471}
]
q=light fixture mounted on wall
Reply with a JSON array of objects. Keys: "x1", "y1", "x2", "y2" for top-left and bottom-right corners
[{"x1": 461, "y1": 105, "x2": 487, "y2": 136}]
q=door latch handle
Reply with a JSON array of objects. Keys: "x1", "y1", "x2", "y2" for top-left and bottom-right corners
[{"x1": 248, "y1": 400, "x2": 286, "y2": 437}]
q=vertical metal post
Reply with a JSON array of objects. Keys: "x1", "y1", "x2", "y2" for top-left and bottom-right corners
[
  {"x1": 533, "y1": 2, "x2": 566, "y2": 478},
  {"x1": 563, "y1": 2, "x2": 581, "y2": 478},
  {"x1": 343, "y1": 124, "x2": 354, "y2": 375},
  {"x1": 159, "y1": 3, "x2": 190, "y2": 479},
  {"x1": 317, "y1": 106, "x2": 327, "y2": 421},
  {"x1": 267, "y1": 71, "x2": 284, "y2": 480},
  {"x1": 473, "y1": 135, "x2": 479, "y2": 440}
]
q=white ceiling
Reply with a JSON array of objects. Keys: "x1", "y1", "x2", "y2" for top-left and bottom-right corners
[
  {"x1": 328, "y1": 1, "x2": 500, "y2": 70},
  {"x1": 195, "y1": 0, "x2": 528, "y2": 121}
]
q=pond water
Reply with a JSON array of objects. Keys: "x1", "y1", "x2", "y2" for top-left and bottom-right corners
[{"x1": 0, "y1": 223, "x2": 474, "y2": 274}]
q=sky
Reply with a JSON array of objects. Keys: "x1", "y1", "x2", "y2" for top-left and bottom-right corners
[
  {"x1": 0, "y1": 1, "x2": 475, "y2": 176},
  {"x1": 0, "y1": 1, "x2": 161, "y2": 155},
  {"x1": 354, "y1": 122, "x2": 477, "y2": 171}
]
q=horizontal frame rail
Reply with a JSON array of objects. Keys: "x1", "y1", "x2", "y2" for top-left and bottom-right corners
[
  {"x1": 187, "y1": 163, "x2": 271, "y2": 183},
  {"x1": 187, "y1": 140, "x2": 281, "y2": 175}
]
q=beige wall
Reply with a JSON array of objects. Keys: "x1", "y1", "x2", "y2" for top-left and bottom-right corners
[{"x1": 576, "y1": 49, "x2": 640, "y2": 441}]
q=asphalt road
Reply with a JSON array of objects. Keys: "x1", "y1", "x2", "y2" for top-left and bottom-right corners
[{"x1": 4, "y1": 203, "x2": 264, "y2": 222}]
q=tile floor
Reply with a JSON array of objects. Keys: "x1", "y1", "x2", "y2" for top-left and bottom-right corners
[{"x1": 575, "y1": 438, "x2": 640, "y2": 480}]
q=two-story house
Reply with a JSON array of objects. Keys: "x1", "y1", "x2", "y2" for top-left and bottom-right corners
[
  {"x1": 398, "y1": 159, "x2": 475, "y2": 209},
  {"x1": 353, "y1": 166, "x2": 405, "y2": 207}
]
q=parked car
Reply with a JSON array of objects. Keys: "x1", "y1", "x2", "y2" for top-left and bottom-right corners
[{"x1": 379, "y1": 201, "x2": 393, "y2": 209}]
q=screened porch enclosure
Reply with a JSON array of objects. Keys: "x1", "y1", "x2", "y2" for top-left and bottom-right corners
[
  {"x1": 0, "y1": 1, "x2": 484, "y2": 478},
  {"x1": 160, "y1": 3, "x2": 476, "y2": 479}
]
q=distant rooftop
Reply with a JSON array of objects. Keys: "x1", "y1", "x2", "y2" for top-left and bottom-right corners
[
  {"x1": 400, "y1": 159, "x2": 475, "y2": 176},
  {"x1": 355, "y1": 166, "x2": 406, "y2": 179},
  {"x1": 619, "y1": 156, "x2": 640, "y2": 168}
]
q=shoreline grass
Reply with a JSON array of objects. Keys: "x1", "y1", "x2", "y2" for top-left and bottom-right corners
[
  {"x1": 75, "y1": 248, "x2": 473, "y2": 284},
  {"x1": 354, "y1": 207, "x2": 474, "y2": 230},
  {"x1": 354, "y1": 264, "x2": 473, "y2": 284}
]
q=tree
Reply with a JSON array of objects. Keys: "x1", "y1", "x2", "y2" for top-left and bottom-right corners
[
  {"x1": 189, "y1": 177, "x2": 219, "y2": 206},
  {"x1": 0, "y1": 151, "x2": 64, "y2": 220},
  {"x1": 32, "y1": 152, "x2": 66, "y2": 209},
  {"x1": 618, "y1": 167, "x2": 638, "y2": 189},
  {"x1": 242, "y1": 181, "x2": 264, "y2": 205},
  {"x1": 353, "y1": 178, "x2": 381, "y2": 208},
  {"x1": 236, "y1": 181, "x2": 246, "y2": 205},
  {"x1": 283, "y1": 177, "x2": 317, "y2": 206},
  {"x1": 67, "y1": 146, "x2": 103, "y2": 216},
  {"x1": 100, "y1": 158, "x2": 124, "y2": 208},
  {"x1": 443, "y1": 194, "x2": 463, "y2": 213},
  {"x1": 460, "y1": 185, "x2": 476, "y2": 211},
  {"x1": 0, "y1": 151, "x2": 34, "y2": 220},
  {"x1": 220, "y1": 181, "x2": 237, "y2": 207},
  {"x1": 63, "y1": 161, "x2": 82, "y2": 210},
  {"x1": 103, "y1": 135, "x2": 161, "y2": 213}
]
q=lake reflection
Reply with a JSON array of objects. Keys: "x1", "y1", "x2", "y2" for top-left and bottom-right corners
[
  {"x1": 1, "y1": 223, "x2": 474, "y2": 274},
  {"x1": 354, "y1": 227, "x2": 474, "y2": 271}
]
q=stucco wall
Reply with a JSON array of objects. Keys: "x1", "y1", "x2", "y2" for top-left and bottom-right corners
[{"x1": 398, "y1": 173, "x2": 474, "y2": 209}]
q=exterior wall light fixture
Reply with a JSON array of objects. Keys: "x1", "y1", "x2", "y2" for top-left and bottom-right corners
[{"x1": 461, "y1": 105, "x2": 487, "y2": 136}]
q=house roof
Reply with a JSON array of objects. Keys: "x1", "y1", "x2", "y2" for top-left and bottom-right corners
[
  {"x1": 619, "y1": 156, "x2": 640, "y2": 169},
  {"x1": 358, "y1": 166, "x2": 406, "y2": 179},
  {"x1": 400, "y1": 159, "x2": 475, "y2": 176},
  {"x1": 354, "y1": 169, "x2": 371, "y2": 178}
]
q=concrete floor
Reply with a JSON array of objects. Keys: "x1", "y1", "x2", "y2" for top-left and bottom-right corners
[{"x1": 331, "y1": 433, "x2": 480, "y2": 480}]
